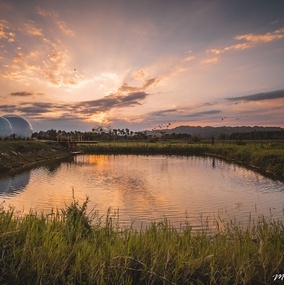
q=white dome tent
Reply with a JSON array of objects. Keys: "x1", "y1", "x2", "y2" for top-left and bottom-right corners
[
  {"x1": 0, "y1": 116, "x2": 13, "y2": 138},
  {"x1": 3, "y1": 115, "x2": 33, "y2": 139}
]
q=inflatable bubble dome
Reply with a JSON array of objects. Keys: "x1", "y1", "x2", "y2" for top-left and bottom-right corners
[
  {"x1": 0, "y1": 116, "x2": 12, "y2": 138},
  {"x1": 3, "y1": 115, "x2": 33, "y2": 139}
]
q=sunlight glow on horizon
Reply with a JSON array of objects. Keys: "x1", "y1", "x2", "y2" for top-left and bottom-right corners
[{"x1": 89, "y1": 112, "x2": 108, "y2": 124}]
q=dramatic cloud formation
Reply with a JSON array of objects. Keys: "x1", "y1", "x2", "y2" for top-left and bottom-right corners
[
  {"x1": 79, "y1": 91, "x2": 149, "y2": 114},
  {"x1": 0, "y1": 12, "x2": 85, "y2": 87},
  {"x1": 2, "y1": 90, "x2": 149, "y2": 121},
  {"x1": 0, "y1": 0, "x2": 283, "y2": 131}
]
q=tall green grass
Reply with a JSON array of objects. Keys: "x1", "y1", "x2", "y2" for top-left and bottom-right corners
[{"x1": 0, "y1": 199, "x2": 283, "y2": 284}]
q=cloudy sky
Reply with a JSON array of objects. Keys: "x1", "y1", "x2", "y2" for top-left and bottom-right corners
[{"x1": 0, "y1": 0, "x2": 283, "y2": 132}]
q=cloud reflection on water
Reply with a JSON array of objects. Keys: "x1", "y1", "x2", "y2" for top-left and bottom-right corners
[{"x1": 0, "y1": 155, "x2": 283, "y2": 229}]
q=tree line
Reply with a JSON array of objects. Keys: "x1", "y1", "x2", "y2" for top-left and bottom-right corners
[
  {"x1": 32, "y1": 127, "x2": 283, "y2": 142},
  {"x1": 32, "y1": 128, "x2": 149, "y2": 141}
]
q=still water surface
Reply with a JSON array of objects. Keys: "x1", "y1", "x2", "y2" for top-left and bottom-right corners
[{"x1": 0, "y1": 155, "x2": 283, "y2": 229}]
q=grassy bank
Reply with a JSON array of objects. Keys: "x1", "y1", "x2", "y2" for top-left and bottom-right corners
[
  {"x1": 0, "y1": 140, "x2": 70, "y2": 174},
  {"x1": 0, "y1": 199, "x2": 283, "y2": 284},
  {"x1": 1, "y1": 140, "x2": 283, "y2": 179},
  {"x1": 79, "y1": 141, "x2": 284, "y2": 179}
]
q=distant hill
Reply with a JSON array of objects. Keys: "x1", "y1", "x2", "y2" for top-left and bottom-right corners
[{"x1": 147, "y1": 126, "x2": 284, "y2": 139}]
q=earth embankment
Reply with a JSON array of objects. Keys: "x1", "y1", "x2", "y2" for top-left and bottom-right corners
[{"x1": 0, "y1": 140, "x2": 71, "y2": 174}]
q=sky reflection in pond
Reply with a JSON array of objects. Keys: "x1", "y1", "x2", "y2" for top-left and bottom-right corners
[{"x1": 0, "y1": 155, "x2": 283, "y2": 229}]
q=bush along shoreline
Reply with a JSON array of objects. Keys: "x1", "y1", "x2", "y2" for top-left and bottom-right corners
[{"x1": 0, "y1": 199, "x2": 283, "y2": 284}]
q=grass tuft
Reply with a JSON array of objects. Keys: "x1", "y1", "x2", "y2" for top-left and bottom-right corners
[{"x1": 0, "y1": 199, "x2": 283, "y2": 284}]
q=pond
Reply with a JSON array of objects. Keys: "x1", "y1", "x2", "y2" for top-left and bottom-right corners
[{"x1": 0, "y1": 154, "x2": 283, "y2": 230}]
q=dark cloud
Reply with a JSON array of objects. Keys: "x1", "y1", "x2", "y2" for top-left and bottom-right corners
[
  {"x1": 184, "y1": 110, "x2": 221, "y2": 117},
  {"x1": 118, "y1": 78, "x2": 158, "y2": 93},
  {"x1": 148, "y1": 108, "x2": 221, "y2": 122},
  {"x1": 121, "y1": 92, "x2": 148, "y2": 103},
  {"x1": 227, "y1": 90, "x2": 284, "y2": 102},
  {"x1": 30, "y1": 102, "x2": 71, "y2": 111},
  {"x1": 0, "y1": 104, "x2": 16, "y2": 113},
  {"x1": 79, "y1": 91, "x2": 148, "y2": 113},
  {"x1": 80, "y1": 95, "x2": 120, "y2": 111},
  {"x1": 143, "y1": 78, "x2": 158, "y2": 89},
  {"x1": 17, "y1": 106, "x2": 52, "y2": 114},
  {"x1": 151, "y1": 109, "x2": 177, "y2": 116},
  {"x1": 0, "y1": 101, "x2": 71, "y2": 118},
  {"x1": 42, "y1": 114, "x2": 78, "y2": 122},
  {"x1": 1, "y1": 90, "x2": 150, "y2": 119},
  {"x1": 118, "y1": 83, "x2": 141, "y2": 93},
  {"x1": 10, "y1": 91, "x2": 34, "y2": 96}
]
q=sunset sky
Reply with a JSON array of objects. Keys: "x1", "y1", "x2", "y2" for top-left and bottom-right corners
[{"x1": 0, "y1": 0, "x2": 283, "y2": 132}]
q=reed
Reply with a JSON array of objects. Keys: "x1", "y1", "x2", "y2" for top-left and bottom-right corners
[{"x1": 0, "y1": 199, "x2": 283, "y2": 284}]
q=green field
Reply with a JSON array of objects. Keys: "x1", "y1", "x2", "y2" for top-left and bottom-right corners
[{"x1": 0, "y1": 199, "x2": 283, "y2": 284}]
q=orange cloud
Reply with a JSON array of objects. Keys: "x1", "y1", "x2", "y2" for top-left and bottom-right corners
[
  {"x1": 24, "y1": 22, "x2": 43, "y2": 37},
  {"x1": 0, "y1": 18, "x2": 85, "y2": 88},
  {"x1": 235, "y1": 28, "x2": 284, "y2": 43},
  {"x1": 181, "y1": 50, "x2": 195, "y2": 62},
  {"x1": 56, "y1": 20, "x2": 75, "y2": 36},
  {"x1": 182, "y1": 55, "x2": 195, "y2": 62},
  {"x1": 131, "y1": 70, "x2": 148, "y2": 80},
  {"x1": 207, "y1": 43, "x2": 250, "y2": 54},
  {"x1": 3, "y1": 37, "x2": 86, "y2": 87},
  {"x1": 2, "y1": 70, "x2": 32, "y2": 82},
  {"x1": 119, "y1": 83, "x2": 142, "y2": 93},
  {"x1": 201, "y1": 57, "x2": 219, "y2": 64},
  {"x1": 36, "y1": 7, "x2": 59, "y2": 18},
  {"x1": 143, "y1": 78, "x2": 158, "y2": 89},
  {"x1": 36, "y1": 7, "x2": 74, "y2": 37},
  {"x1": 0, "y1": 19, "x2": 14, "y2": 41},
  {"x1": 13, "y1": 53, "x2": 24, "y2": 63},
  {"x1": 118, "y1": 77, "x2": 158, "y2": 93},
  {"x1": 169, "y1": 65, "x2": 187, "y2": 77},
  {"x1": 207, "y1": 27, "x2": 284, "y2": 55}
]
